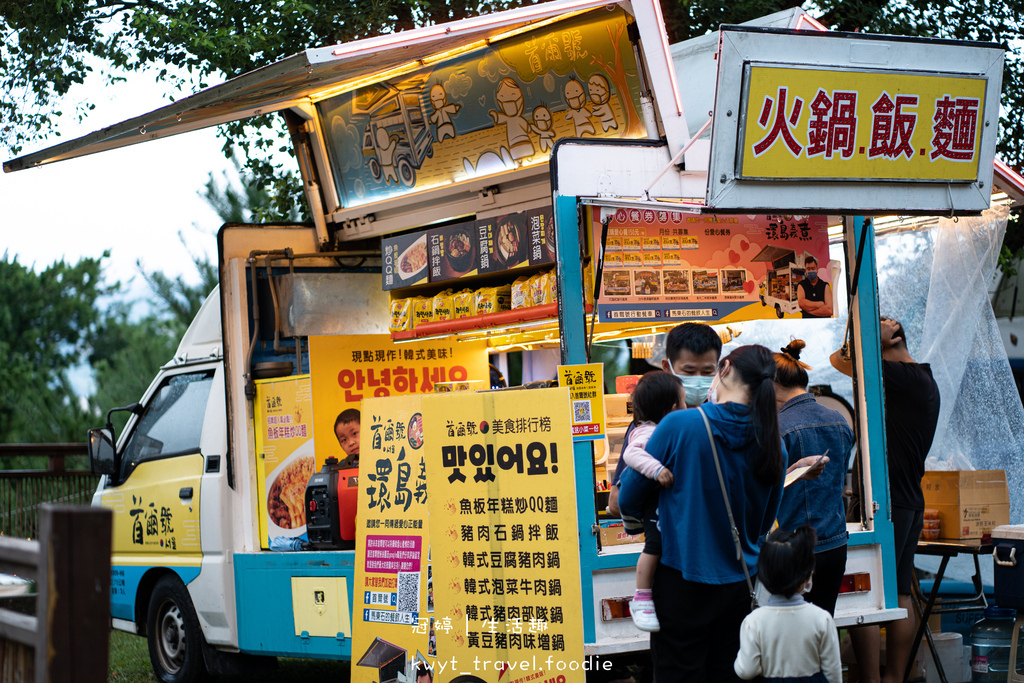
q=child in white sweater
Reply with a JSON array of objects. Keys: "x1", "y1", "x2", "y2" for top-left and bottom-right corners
[
  {"x1": 734, "y1": 525, "x2": 842, "y2": 683},
  {"x1": 619, "y1": 371, "x2": 682, "y2": 632}
]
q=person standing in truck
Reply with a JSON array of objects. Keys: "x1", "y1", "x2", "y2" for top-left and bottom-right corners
[
  {"x1": 830, "y1": 317, "x2": 940, "y2": 683},
  {"x1": 606, "y1": 323, "x2": 722, "y2": 518}
]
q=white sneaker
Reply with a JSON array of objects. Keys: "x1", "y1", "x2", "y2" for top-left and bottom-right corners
[{"x1": 630, "y1": 597, "x2": 660, "y2": 632}]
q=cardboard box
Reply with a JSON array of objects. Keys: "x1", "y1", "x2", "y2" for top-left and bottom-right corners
[
  {"x1": 599, "y1": 523, "x2": 644, "y2": 546},
  {"x1": 922, "y1": 470, "x2": 1010, "y2": 539}
]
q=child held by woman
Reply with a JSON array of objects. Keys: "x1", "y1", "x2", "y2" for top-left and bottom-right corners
[
  {"x1": 734, "y1": 525, "x2": 842, "y2": 683},
  {"x1": 620, "y1": 370, "x2": 684, "y2": 632}
]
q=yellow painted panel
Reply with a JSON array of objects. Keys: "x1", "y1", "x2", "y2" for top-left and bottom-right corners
[
  {"x1": 291, "y1": 576, "x2": 352, "y2": 638},
  {"x1": 100, "y1": 454, "x2": 203, "y2": 564}
]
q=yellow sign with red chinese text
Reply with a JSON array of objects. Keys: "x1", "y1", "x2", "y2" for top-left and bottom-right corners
[
  {"x1": 253, "y1": 375, "x2": 314, "y2": 549},
  {"x1": 352, "y1": 395, "x2": 433, "y2": 683},
  {"x1": 424, "y1": 388, "x2": 585, "y2": 683},
  {"x1": 740, "y1": 66, "x2": 986, "y2": 181},
  {"x1": 557, "y1": 363, "x2": 606, "y2": 442},
  {"x1": 309, "y1": 335, "x2": 488, "y2": 471}
]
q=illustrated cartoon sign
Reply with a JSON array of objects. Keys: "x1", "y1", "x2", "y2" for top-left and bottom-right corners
[
  {"x1": 318, "y1": 8, "x2": 645, "y2": 207},
  {"x1": 593, "y1": 208, "x2": 834, "y2": 323},
  {"x1": 423, "y1": 387, "x2": 585, "y2": 683}
]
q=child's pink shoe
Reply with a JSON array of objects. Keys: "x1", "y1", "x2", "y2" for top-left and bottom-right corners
[{"x1": 629, "y1": 596, "x2": 660, "y2": 632}]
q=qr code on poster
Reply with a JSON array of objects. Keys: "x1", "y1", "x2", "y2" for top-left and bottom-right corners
[
  {"x1": 396, "y1": 571, "x2": 420, "y2": 613},
  {"x1": 573, "y1": 400, "x2": 592, "y2": 424}
]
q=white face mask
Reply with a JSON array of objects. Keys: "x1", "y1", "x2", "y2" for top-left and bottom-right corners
[
  {"x1": 802, "y1": 575, "x2": 814, "y2": 595},
  {"x1": 672, "y1": 372, "x2": 714, "y2": 406},
  {"x1": 707, "y1": 373, "x2": 722, "y2": 404}
]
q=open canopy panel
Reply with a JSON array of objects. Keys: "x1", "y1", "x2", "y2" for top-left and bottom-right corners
[{"x1": 3, "y1": 0, "x2": 630, "y2": 173}]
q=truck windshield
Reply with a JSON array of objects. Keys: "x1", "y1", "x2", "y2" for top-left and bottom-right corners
[{"x1": 119, "y1": 370, "x2": 214, "y2": 481}]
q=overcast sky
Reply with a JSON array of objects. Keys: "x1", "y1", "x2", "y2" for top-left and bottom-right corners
[{"x1": 1, "y1": 62, "x2": 256, "y2": 302}]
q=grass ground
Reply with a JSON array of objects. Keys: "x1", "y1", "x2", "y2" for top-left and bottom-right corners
[{"x1": 108, "y1": 630, "x2": 350, "y2": 682}]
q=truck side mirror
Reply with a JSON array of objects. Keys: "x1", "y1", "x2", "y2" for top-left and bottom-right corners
[{"x1": 88, "y1": 428, "x2": 118, "y2": 476}]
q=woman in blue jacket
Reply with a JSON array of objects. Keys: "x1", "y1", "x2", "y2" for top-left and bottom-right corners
[
  {"x1": 619, "y1": 344, "x2": 785, "y2": 683},
  {"x1": 774, "y1": 340, "x2": 854, "y2": 617}
]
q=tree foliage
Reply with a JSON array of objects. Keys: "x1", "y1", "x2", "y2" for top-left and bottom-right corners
[
  {"x1": 0, "y1": 253, "x2": 112, "y2": 442},
  {"x1": 0, "y1": 151, "x2": 262, "y2": 447},
  {"x1": 3, "y1": 0, "x2": 1022, "y2": 188}
]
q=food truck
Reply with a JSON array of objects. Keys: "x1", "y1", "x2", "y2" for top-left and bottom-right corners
[{"x1": 2, "y1": 1, "x2": 1007, "y2": 681}]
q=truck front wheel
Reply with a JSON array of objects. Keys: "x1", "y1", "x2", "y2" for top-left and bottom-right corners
[{"x1": 147, "y1": 575, "x2": 209, "y2": 683}]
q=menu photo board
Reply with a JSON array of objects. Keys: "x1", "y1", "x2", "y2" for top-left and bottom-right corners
[
  {"x1": 253, "y1": 375, "x2": 314, "y2": 550},
  {"x1": 593, "y1": 208, "x2": 833, "y2": 323},
  {"x1": 383, "y1": 207, "x2": 556, "y2": 291}
]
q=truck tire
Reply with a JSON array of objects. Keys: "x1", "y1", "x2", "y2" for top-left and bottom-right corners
[
  {"x1": 147, "y1": 575, "x2": 209, "y2": 683},
  {"x1": 775, "y1": 303, "x2": 784, "y2": 318}
]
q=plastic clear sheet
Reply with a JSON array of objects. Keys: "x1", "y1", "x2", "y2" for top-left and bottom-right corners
[
  {"x1": 914, "y1": 205, "x2": 1018, "y2": 583},
  {"x1": 706, "y1": 207, "x2": 1018, "y2": 583}
]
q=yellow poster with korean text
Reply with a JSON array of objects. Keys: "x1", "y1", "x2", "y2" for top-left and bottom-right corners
[
  {"x1": 740, "y1": 67, "x2": 986, "y2": 181},
  {"x1": 310, "y1": 334, "x2": 488, "y2": 471},
  {"x1": 424, "y1": 387, "x2": 586, "y2": 683},
  {"x1": 557, "y1": 363, "x2": 606, "y2": 442},
  {"x1": 352, "y1": 395, "x2": 434, "y2": 683},
  {"x1": 253, "y1": 375, "x2": 314, "y2": 549}
]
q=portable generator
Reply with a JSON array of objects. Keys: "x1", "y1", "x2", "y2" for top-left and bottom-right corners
[{"x1": 304, "y1": 457, "x2": 359, "y2": 550}]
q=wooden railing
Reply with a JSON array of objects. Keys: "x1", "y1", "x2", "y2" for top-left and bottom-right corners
[
  {"x1": 0, "y1": 444, "x2": 98, "y2": 539},
  {"x1": 0, "y1": 505, "x2": 111, "y2": 683}
]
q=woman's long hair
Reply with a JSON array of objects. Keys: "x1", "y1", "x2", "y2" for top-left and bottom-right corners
[{"x1": 721, "y1": 344, "x2": 783, "y2": 487}]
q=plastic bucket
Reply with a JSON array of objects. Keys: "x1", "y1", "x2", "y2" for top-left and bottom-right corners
[{"x1": 922, "y1": 631, "x2": 970, "y2": 683}]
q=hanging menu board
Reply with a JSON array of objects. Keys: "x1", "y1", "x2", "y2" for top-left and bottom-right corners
[
  {"x1": 382, "y1": 206, "x2": 555, "y2": 291},
  {"x1": 593, "y1": 208, "x2": 834, "y2": 323}
]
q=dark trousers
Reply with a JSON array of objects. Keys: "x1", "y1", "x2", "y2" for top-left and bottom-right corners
[
  {"x1": 805, "y1": 544, "x2": 848, "y2": 617},
  {"x1": 651, "y1": 563, "x2": 749, "y2": 683}
]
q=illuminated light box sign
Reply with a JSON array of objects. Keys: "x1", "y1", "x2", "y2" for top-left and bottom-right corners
[
  {"x1": 591, "y1": 207, "x2": 835, "y2": 324},
  {"x1": 318, "y1": 8, "x2": 646, "y2": 209},
  {"x1": 706, "y1": 28, "x2": 1004, "y2": 214},
  {"x1": 382, "y1": 206, "x2": 555, "y2": 291},
  {"x1": 739, "y1": 66, "x2": 986, "y2": 182}
]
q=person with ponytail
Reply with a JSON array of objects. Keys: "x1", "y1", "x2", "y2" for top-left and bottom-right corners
[
  {"x1": 774, "y1": 340, "x2": 855, "y2": 617},
  {"x1": 618, "y1": 344, "x2": 786, "y2": 682}
]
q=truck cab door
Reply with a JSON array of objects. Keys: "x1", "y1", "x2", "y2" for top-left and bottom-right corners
[{"x1": 100, "y1": 367, "x2": 216, "y2": 623}]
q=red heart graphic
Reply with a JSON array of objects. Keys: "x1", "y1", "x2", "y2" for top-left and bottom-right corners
[
  {"x1": 739, "y1": 237, "x2": 749, "y2": 251},
  {"x1": 728, "y1": 249, "x2": 741, "y2": 264},
  {"x1": 743, "y1": 280, "x2": 755, "y2": 294}
]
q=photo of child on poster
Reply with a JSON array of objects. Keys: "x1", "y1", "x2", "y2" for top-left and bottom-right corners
[{"x1": 334, "y1": 408, "x2": 361, "y2": 467}]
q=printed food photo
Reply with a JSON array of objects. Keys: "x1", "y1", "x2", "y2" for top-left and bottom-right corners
[
  {"x1": 399, "y1": 235, "x2": 428, "y2": 280},
  {"x1": 266, "y1": 442, "x2": 316, "y2": 534},
  {"x1": 445, "y1": 228, "x2": 475, "y2": 275}
]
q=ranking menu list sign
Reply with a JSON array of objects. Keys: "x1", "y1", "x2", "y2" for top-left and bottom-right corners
[{"x1": 423, "y1": 387, "x2": 585, "y2": 683}]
